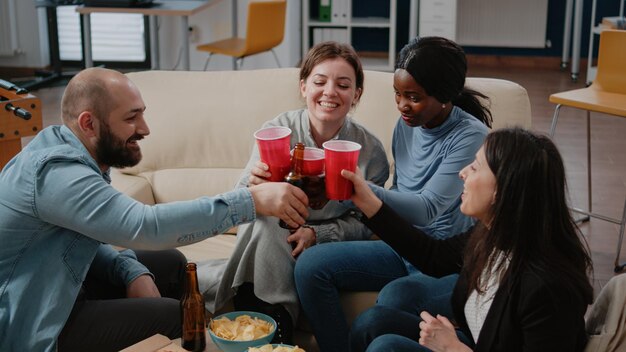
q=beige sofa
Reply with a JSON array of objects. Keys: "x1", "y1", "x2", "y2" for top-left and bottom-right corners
[{"x1": 111, "y1": 68, "x2": 531, "y2": 350}]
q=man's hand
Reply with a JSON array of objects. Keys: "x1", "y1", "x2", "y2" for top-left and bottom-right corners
[
  {"x1": 126, "y1": 274, "x2": 161, "y2": 298},
  {"x1": 341, "y1": 168, "x2": 382, "y2": 218},
  {"x1": 249, "y1": 182, "x2": 309, "y2": 228},
  {"x1": 287, "y1": 226, "x2": 316, "y2": 257},
  {"x1": 248, "y1": 161, "x2": 271, "y2": 186}
]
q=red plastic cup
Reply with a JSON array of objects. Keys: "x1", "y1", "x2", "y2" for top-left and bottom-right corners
[
  {"x1": 323, "y1": 140, "x2": 361, "y2": 200},
  {"x1": 254, "y1": 126, "x2": 292, "y2": 182},
  {"x1": 302, "y1": 147, "x2": 325, "y2": 176}
]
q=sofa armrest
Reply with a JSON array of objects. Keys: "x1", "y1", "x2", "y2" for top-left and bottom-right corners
[{"x1": 110, "y1": 169, "x2": 156, "y2": 205}]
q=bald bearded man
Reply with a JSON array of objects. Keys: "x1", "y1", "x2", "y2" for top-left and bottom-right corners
[{"x1": 0, "y1": 68, "x2": 309, "y2": 351}]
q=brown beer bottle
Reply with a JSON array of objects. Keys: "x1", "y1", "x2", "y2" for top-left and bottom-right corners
[
  {"x1": 181, "y1": 262, "x2": 206, "y2": 352},
  {"x1": 279, "y1": 142, "x2": 305, "y2": 229}
]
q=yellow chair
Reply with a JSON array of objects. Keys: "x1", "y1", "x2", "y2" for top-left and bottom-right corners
[
  {"x1": 197, "y1": 0, "x2": 286, "y2": 70},
  {"x1": 549, "y1": 29, "x2": 626, "y2": 272}
]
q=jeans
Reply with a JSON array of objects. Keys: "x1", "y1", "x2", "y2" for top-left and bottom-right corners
[
  {"x1": 350, "y1": 274, "x2": 472, "y2": 352},
  {"x1": 57, "y1": 249, "x2": 187, "y2": 352},
  {"x1": 294, "y1": 240, "x2": 411, "y2": 352},
  {"x1": 366, "y1": 332, "x2": 472, "y2": 352}
]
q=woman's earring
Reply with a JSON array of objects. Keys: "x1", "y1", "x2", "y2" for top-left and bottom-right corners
[{"x1": 442, "y1": 104, "x2": 446, "y2": 109}]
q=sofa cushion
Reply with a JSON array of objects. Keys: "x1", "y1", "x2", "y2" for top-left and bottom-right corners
[
  {"x1": 141, "y1": 168, "x2": 243, "y2": 204},
  {"x1": 117, "y1": 69, "x2": 531, "y2": 200},
  {"x1": 110, "y1": 169, "x2": 155, "y2": 205}
]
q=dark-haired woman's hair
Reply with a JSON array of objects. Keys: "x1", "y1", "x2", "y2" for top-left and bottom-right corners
[
  {"x1": 463, "y1": 128, "x2": 593, "y2": 304},
  {"x1": 396, "y1": 37, "x2": 492, "y2": 128},
  {"x1": 300, "y1": 41, "x2": 364, "y2": 93}
]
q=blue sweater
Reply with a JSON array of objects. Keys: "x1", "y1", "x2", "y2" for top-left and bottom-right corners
[{"x1": 372, "y1": 106, "x2": 488, "y2": 238}]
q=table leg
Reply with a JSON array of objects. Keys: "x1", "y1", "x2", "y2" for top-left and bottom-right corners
[
  {"x1": 570, "y1": 0, "x2": 584, "y2": 81},
  {"x1": 231, "y1": 0, "x2": 237, "y2": 70},
  {"x1": 409, "y1": 0, "x2": 418, "y2": 41},
  {"x1": 150, "y1": 15, "x2": 160, "y2": 70},
  {"x1": 180, "y1": 15, "x2": 190, "y2": 70},
  {"x1": 561, "y1": 0, "x2": 573, "y2": 69},
  {"x1": 82, "y1": 13, "x2": 93, "y2": 68}
]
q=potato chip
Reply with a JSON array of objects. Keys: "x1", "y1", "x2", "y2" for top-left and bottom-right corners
[
  {"x1": 209, "y1": 314, "x2": 274, "y2": 341},
  {"x1": 240, "y1": 325, "x2": 256, "y2": 341},
  {"x1": 248, "y1": 345, "x2": 274, "y2": 352},
  {"x1": 247, "y1": 345, "x2": 306, "y2": 352}
]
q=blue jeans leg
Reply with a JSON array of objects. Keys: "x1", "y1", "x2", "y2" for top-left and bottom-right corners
[
  {"x1": 377, "y1": 273, "x2": 458, "y2": 317},
  {"x1": 367, "y1": 334, "x2": 429, "y2": 352},
  {"x1": 351, "y1": 305, "x2": 423, "y2": 352},
  {"x1": 366, "y1": 331, "x2": 472, "y2": 352},
  {"x1": 350, "y1": 274, "x2": 459, "y2": 352},
  {"x1": 294, "y1": 241, "x2": 409, "y2": 352},
  {"x1": 355, "y1": 308, "x2": 472, "y2": 352}
]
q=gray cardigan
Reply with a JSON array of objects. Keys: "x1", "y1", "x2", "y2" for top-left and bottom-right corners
[{"x1": 200, "y1": 109, "x2": 390, "y2": 322}]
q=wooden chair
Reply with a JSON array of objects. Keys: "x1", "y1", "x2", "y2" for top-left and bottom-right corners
[
  {"x1": 549, "y1": 29, "x2": 626, "y2": 272},
  {"x1": 197, "y1": 0, "x2": 286, "y2": 70}
]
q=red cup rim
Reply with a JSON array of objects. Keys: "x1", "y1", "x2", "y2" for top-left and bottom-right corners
[
  {"x1": 254, "y1": 126, "x2": 292, "y2": 141},
  {"x1": 322, "y1": 140, "x2": 362, "y2": 152}
]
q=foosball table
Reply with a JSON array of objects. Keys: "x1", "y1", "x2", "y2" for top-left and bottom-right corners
[{"x1": 0, "y1": 79, "x2": 43, "y2": 170}]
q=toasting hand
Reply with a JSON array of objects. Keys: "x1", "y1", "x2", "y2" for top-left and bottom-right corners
[
  {"x1": 249, "y1": 182, "x2": 309, "y2": 229},
  {"x1": 340, "y1": 168, "x2": 383, "y2": 219}
]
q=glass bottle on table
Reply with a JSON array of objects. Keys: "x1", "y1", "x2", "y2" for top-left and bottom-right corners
[
  {"x1": 279, "y1": 142, "x2": 305, "y2": 230},
  {"x1": 181, "y1": 262, "x2": 206, "y2": 352}
]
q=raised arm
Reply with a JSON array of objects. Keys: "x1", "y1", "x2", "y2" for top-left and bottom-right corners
[
  {"x1": 342, "y1": 169, "x2": 470, "y2": 278},
  {"x1": 36, "y1": 160, "x2": 307, "y2": 249}
]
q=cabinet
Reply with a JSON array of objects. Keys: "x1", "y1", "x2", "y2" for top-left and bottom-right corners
[
  {"x1": 302, "y1": 0, "x2": 397, "y2": 71},
  {"x1": 586, "y1": 0, "x2": 625, "y2": 84},
  {"x1": 419, "y1": 0, "x2": 457, "y2": 41}
]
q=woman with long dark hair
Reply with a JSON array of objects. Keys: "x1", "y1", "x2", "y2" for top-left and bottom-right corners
[
  {"x1": 346, "y1": 127, "x2": 593, "y2": 351},
  {"x1": 295, "y1": 36, "x2": 493, "y2": 352}
]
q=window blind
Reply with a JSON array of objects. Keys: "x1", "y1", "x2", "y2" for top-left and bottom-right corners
[{"x1": 57, "y1": 5, "x2": 146, "y2": 62}]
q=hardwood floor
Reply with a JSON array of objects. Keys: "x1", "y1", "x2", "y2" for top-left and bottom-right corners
[{"x1": 24, "y1": 64, "x2": 626, "y2": 294}]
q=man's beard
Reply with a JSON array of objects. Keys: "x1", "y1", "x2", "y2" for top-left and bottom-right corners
[{"x1": 95, "y1": 122, "x2": 143, "y2": 169}]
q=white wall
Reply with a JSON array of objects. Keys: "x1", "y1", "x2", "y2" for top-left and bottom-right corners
[
  {"x1": 0, "y1": 1, "x2": 49, "y2": 68},
  {"x1": 0, "y1": 0, "x2": 301, "y2": 71}
]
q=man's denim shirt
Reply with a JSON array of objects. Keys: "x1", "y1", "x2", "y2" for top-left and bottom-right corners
[{"x1": 0, "y1": 126, "x2": 255, "y2": 351}]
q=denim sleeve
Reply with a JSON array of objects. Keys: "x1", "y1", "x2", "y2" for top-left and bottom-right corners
[
  {"x1": 34, "y1": 160, "x2": 256, "y2": 249},
  {"x1": 89, "y1": 245, "x2": 152, "y2": 286},
  {"x1": 372, "y1": 129, "x2": 485, "y2": 227}
]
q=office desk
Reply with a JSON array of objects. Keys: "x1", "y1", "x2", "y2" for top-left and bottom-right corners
[{"x1": 76, "y1": 0, "x2": 234, "y2": 70}]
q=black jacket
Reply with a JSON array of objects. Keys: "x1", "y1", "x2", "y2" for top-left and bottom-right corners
[{"x1": 364, "y1": 203, "x2": 587, "y2": 351}]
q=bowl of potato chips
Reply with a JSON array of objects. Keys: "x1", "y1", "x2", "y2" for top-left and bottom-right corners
[
  {"x1": 208, "y1": 311, "x2": 276, "y2": 352},
  {"x1": 248, "y1": 344, "x2": 306, "y2": 352}
]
